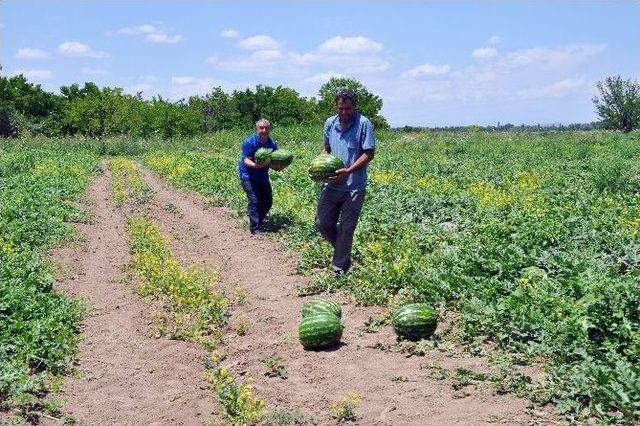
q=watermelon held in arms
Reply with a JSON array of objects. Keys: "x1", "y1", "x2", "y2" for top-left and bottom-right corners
[
  {"x1": 301, "y1": 298, "x2": 342, "y2": 319},
  {"x1": 391, "y1": 303, "x2": 437, "y2": 341},
  {"x1": 254, "y1": 147, "x2": 273, "y2": 165},
  {"x1": 308, "y1": 154, "x2": 344, "y2": 182},
  {"x1": 298, "y1": 313, "x2": 343, "y2": 349},
  {"x1": 270, "y1": 149, "x2": 294, "y2": 168}
]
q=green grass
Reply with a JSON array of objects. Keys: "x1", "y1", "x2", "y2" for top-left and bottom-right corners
[
  {"x1": 139, "y1": 128, "x2": 640, "y2": 422},
  {"x1": 0, "y1": 138, "x2": 99, "y2": 412},
  {"x1": 3, "y1": 130, "x2": 639, "y2": 422}
]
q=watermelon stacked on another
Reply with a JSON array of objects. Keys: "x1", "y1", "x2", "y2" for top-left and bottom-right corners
[
  {"x1": 299, "y1": 298, "x2": 343, "y2": 349},
  {"x1": 391, "y1": 303, "x2": 437, "y2": 341},
  {"x1": 308, "y1": 154, "x2": 344, "y2": 182},
  {"x1": 270, "y1": 149, "x2": 294, "y2": 168},
  {"x1": 301, "y1": 298, "x2": 342, "y2": 319},
  {"x1": 254, "y1": 147, "x2": 273, "y2": 165}
]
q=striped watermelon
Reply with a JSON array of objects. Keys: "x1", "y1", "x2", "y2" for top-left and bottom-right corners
[
  {"x1": 308, "y1": 154, "x2": 344, "y2": 182},
  {"x1": 391, "y1": 303, "x2": 437, "y2": 341},
  {"x1": 298, "y1": 314, "x2": 343, "y2": 349},
  {"x1": 254, "y1": 147, "x2": 273, "y2": 164},
  {"x1": 301, "y1": 298, "x2": 342, "y2": 319},
  {"x1": 270, "y1": 149, "x2": 294, "y2": 168}
]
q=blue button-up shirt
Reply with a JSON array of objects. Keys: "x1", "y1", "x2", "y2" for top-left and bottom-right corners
[
  {"x1": 323, "y1": 112, "x2": 376, "y2": 192},
  {"x1": 238, "y1": 133, "x2": 278, "y2": 182}
]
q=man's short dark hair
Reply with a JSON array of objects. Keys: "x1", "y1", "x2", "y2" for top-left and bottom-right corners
[{"x1": 335, "y1": 88, "x2": 357, "y2": 106}]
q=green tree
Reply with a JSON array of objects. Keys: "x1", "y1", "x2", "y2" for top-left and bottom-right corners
[
  {"x1": 317, "y1": 77, "x2": 389, "y2": 129},
  {"x1": 593, "y1": 75, "x2": 640, "y2": 133},
  {"x1": 0, "y1": 74, "x2": 61, "y2": 136},
  {"x1": 189, "y1": 87, "x2": 240, "y2": 132}
]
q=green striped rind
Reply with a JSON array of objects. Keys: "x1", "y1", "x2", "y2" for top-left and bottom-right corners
[
  {"x1": 298, "y1": 314, "x2": 343, "y2": 349},
  {"x1": 301, "y1": 298, "x2": 342, "y2": 319},
  {"x1": 391, "y1": 303, "x2": 437, "y2": 341},
  {"x1": 254, "y1": 148, "x2": 273, "y2": 164},
  {"x1": 308, "y1": 154, "x2": 344, "y2": 182},
  {"x1": 270, "y1": 149, "x2": 294, "y2": 167}
]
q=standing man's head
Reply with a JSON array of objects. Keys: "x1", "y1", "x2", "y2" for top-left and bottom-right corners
[
  {"x1": 255, "y1": 118, "x2": 271, "y2": 141},
  {"x1": 335, "y1": 88, "x2": 357, "y2": 124}
]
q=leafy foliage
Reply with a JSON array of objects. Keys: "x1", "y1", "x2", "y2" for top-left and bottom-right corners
[
  {"x1": 142, "y1": 128, "x2": 640, "y2": 422},
  {"x1": 593, "y1": 75, "x2": 640, "y2": 133},
  {"x1": 0, "y1": 75, "x2": 386, "y2": 138},
  {"x1": 317, "y1": 77, "x2": 389, "y2": 129},
  {"x1": 0, "y1": 138, "x2": 98, "y2": 410}
]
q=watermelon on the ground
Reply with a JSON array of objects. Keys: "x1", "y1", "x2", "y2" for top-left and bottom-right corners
[
  {"x1": 391, "y1": 303, "x2": 437, "y2": 341},
  {"x1": 298, "y1": 313, "x2": 343, "y2": 349},
  {"x1": 301, "y1": 298, "x2": 342, "y2": 319}
]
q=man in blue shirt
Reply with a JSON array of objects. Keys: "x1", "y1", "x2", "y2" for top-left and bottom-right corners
[
  {"x1": 239, "y1": 119, "x2": 283, "y2": 234},
  {"x1": 315, "y1": 89, "x2": 376, "y2": 273}
]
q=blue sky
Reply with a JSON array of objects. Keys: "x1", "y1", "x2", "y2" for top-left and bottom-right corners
[{"x1": 2, "y1": 1, "x2": 639, "y2": 127}]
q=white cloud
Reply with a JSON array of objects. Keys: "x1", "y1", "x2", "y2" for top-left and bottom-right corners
[
  {"x1": 146, "y1": 32, "x2": 183, "y2": 43},
  {"x1": 488, "y1": 35, "x2": 501, "y2": 45},
  {"x1": 472, "y1": 47, "x2": 498, "y2": 59},
  {"x1": 167, "y1": 75, "x2": 250, "y2": 99},
  {"x1": 303, "y1": 72, "x2": 346, "y2": 84},
  {"x1": 171, "y1": 76, "x2": 197, "y2": 85},
  {"x1": 317, "y1": 36, "x2": 383, "y2": 55},
  {"x1": 517, "y1": 77, "x2": 587, "y2": 99},
  {"x1": 237, "y1": 35, "x2": 280, "y2": 50},
  {"x1": 500, "y1": 44, "x2": 605, "y2": 69},
  {"x1": 57, "y1": 41, "x2": 107, "y2": 58},
  {"x1": 210, "y1": 34, "x2": 387, "y2": 76},
  {"x1": 81, "y1": 67, "x2": 107, "y2": 76},
  {"x1": 16, "y1": 48, "x2": 50, "y2": 60},
  {"x1": 251, "y1": 49, "x2": 284, "y2": 61},
  {"x1": 140, "y1": 75, "x2": 159, "y2": 83},
  {"x1": 12, "y1": 69, "x2": 52, "y2": 80},
  {"x1": 117, "y1": 24, "x2": 183, "y2": 44},
  {"x1": 401, "y1": 63, "x2": 451, "y2": 79},
  {"x1": 118, "y1": 25, "x2": 155, "y2": 35},
  {"x1": 220, "y1": 28, "x2": 239, "y2": 39}
]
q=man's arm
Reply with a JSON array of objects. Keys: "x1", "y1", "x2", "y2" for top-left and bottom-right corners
[
  {"x1": 328, "y1": 149, "x2": 375, "y2": 183},
  {"x1": 244, "y1": 157, "x2": 269, "y2": 169}
]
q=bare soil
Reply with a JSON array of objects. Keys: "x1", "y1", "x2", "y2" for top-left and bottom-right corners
[{"x1": 47, "y1": 161, "x2": 559, "y2": 425}]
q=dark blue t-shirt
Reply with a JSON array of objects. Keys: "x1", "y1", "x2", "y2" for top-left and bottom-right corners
[{"x1": 238, "y1": 133, "x2": 278, "y2": 182}]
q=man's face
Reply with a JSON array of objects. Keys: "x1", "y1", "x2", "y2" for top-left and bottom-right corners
[
  {"x1": 336, "y1": 98, "x2": 355, "y2": 123},
  {"x1": 256, "y1": 123, "x2": 270, "y2": 139}
]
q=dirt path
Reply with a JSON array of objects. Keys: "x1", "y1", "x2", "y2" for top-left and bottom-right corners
[
  {"x1": 51, "y1": 166, "x2": 220, "y2": 425},
  {"x1": 47, "y1": 159, "x2": 556, "y2": 425},
  {"x1": 135, "y1": 167, "x2": 554, "y2": 425}
]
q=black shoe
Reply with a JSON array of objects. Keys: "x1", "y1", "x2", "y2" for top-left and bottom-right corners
[{"x1": 250, "y1": 229, "x2": 267, "y2": 235}]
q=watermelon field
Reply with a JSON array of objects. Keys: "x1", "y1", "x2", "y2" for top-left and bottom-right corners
[{"x1": 2, "y1": 129, "x2": 640, "y2": 424}]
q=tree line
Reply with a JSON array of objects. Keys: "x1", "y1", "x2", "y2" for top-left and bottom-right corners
[
  {"x1": 0, "y1": 75, "x2": 389, "y2": 138},
  {"x1": 1, "y1": 73, "x2": 638, "y2": 138}
]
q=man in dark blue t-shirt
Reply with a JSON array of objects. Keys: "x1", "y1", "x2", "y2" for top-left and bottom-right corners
[{"x1": 238, "y1": 119, "x2": 283, "y2": 234}]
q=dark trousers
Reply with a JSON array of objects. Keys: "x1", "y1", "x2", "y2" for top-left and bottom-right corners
[
  {"x1": 241, "y1": 180, "x2": 273, "y2": 232},
  {"x1": 315, "y1": 186, "x2": 366, "y2": 272}
]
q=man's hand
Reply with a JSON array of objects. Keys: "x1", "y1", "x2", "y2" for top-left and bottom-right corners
[{"x1": 327, "y1": 168, "x2": 349, "y2": 183}]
